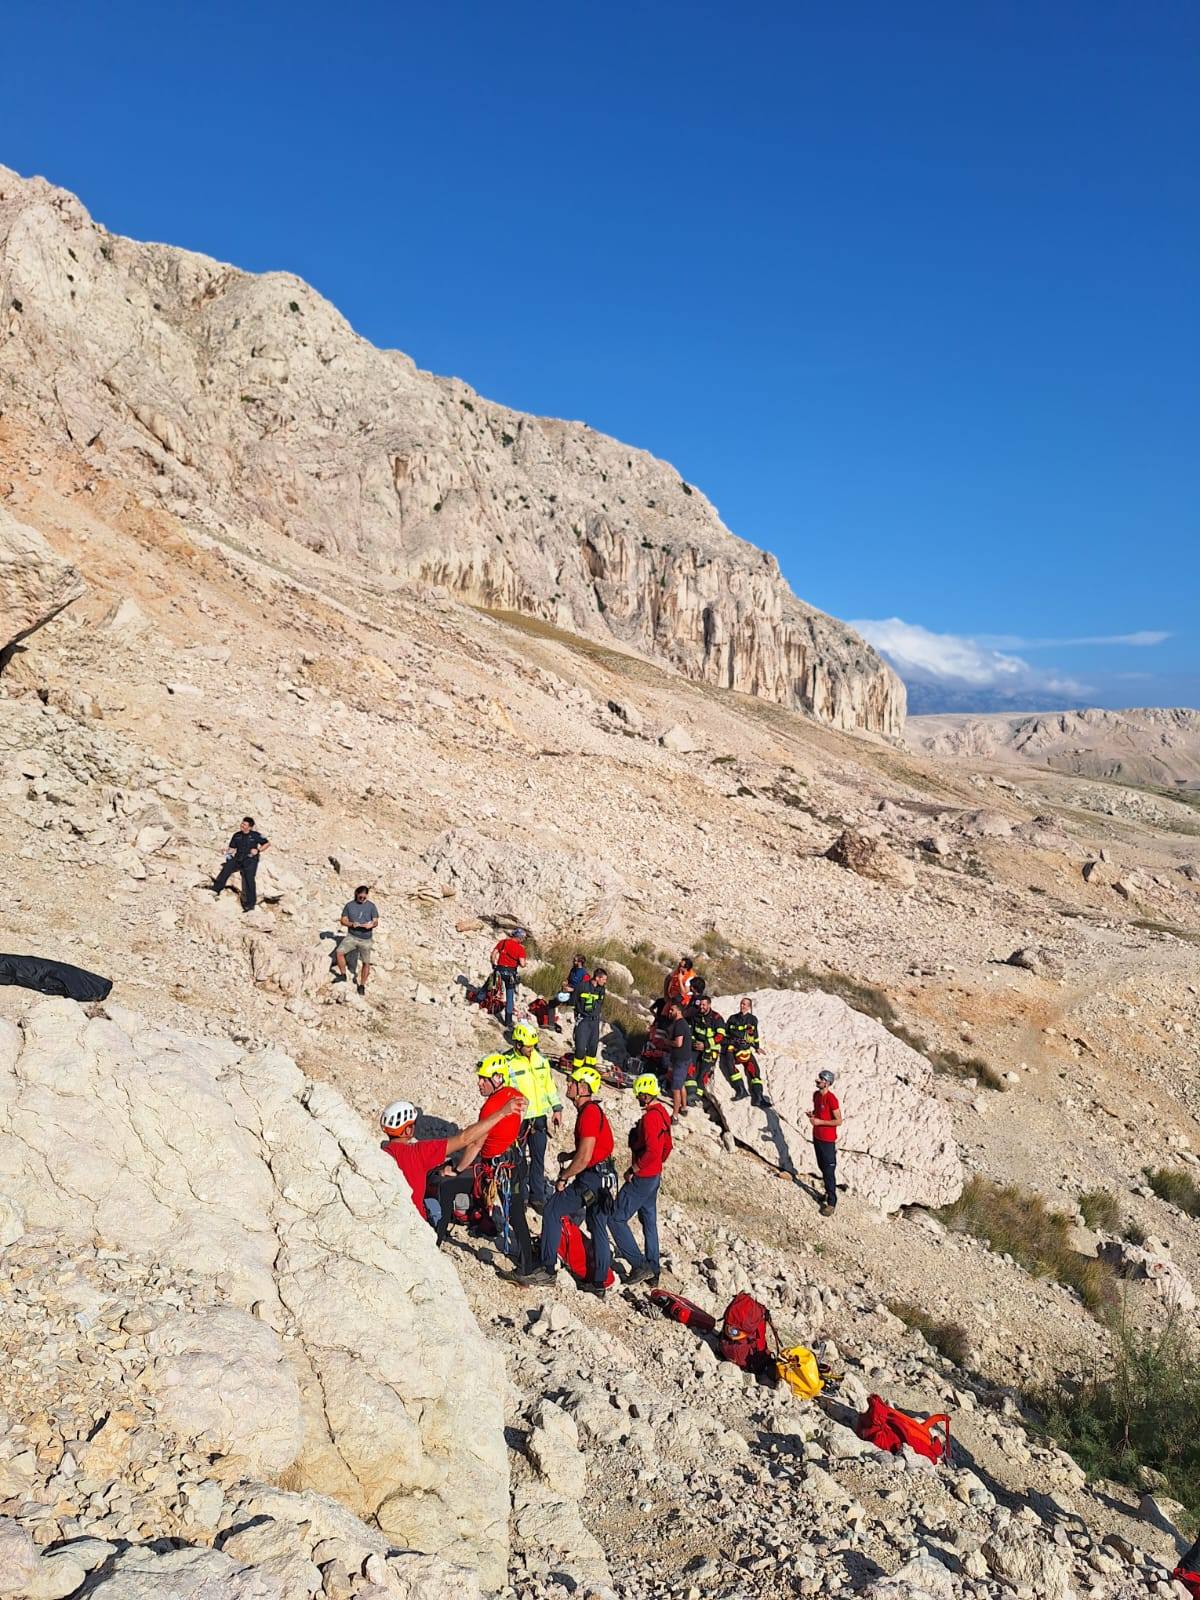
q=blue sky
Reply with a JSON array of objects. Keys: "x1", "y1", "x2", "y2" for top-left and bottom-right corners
[{"x1": 2, "y1": 1, "x2": 1196, "y2": 709}]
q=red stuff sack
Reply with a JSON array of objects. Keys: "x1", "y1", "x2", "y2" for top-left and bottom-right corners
[
  {"x1": 557, "y1": 1216, "x2": 616, "y2": 1289},
  {"x1": 718, "y1": 1293, "x2": 771, "y2": 1371},
  {"x1": 648, "y1": 1289, "x2": 716, "y2": 1333},
  {"x1": 857, "y1": 1394, "x2": 950, "y2": 1463}
]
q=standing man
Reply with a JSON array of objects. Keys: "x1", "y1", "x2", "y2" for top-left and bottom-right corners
[
  {"x1": 606, "y1": 1074, "x2": 673, "y2": 1286},
  {"x1": 724, "y1": 998, "x2": 768, "y2": 1105},
  {"x1": 335, "y1": 885, "x2": 379, "y2": 996},
  {"x1": 212, "y1": 816, "x2": 269, "y2": 912},
  {"x1": 687, "y1": 994, "x2": 725, "y2": 1100},
  {"x1": 572, "y1": 968, "x2": 607, "y2": 1070},
  {"x1": 490, "y1": 927, "x2": 528, "y2": 1027},
  {"x1": 808, "y1": 1068, "x2": 843, "y2": 1216},
  {"x1": 503, "y1": 1022, "x2": 563, "y2": 1209},
  {"x1": 379, "y1": 1095, "x2": 524, "y2": 1225},
  {"x1": 519, "y1": 1066, "x2": 615, "y2": 1296},
  {"x1": 664, "y1": 956, "x2": 696, "y2": 1007},
  {"x1": 566, "y1": 953, "x2": 589, "y2": 997},
  {"x1": 663, "y1": 1002, "x2": 693, "y2": 1119}
]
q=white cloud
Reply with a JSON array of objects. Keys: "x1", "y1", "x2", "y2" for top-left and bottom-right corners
[
  {"x1": 978, "y1": 629, "x2": 1171, "y2": 649},
  {"x1": 851, "y1": 617, "x2": 1087, "y2": 697}
]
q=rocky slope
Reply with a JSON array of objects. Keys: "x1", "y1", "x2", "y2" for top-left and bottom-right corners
[
  {"x1": 0, "y1": 164, "x2": 902, "y2": 735},
  {"x1": 909, "y1": 708, "x2": 1200, "y2": 790}
]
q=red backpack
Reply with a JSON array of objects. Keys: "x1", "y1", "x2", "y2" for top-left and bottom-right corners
[
  {"x1": 557, "y1": 1216, "x2": 616, "y2": 1289},
  {"x1": 1174, "y1": 1542, "x2": 1200, "y2": 1599},
  {"x1": 718, "y1": 1293, "x2": 773, "y2": 1371},
  {"x1": 857, "y1": 1394, "x2": 951, "y2": 1463}
]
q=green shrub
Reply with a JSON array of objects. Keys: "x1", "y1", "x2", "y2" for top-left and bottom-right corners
[
  {"x1": 1146, "y1": 1167, "x2": 1200, "y2": 1218},
  {"x1": 888, "y1": 1300, "x2": 971, "y2": 1366},
  {"x1": 938, "y1": 1177, "x2": 1117, "y2": 1318},
  {"x1": 1032, "y1": 1314, "x2": 1200, "y2": 1525},
  {"x1": 1079, "y1": 1189, "x2": 1122, "y2": 1233}
]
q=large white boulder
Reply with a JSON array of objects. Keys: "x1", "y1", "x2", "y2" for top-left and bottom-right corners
[
  {"x1": 0, "y1": 999, "x2": 509, "y2": 1585},
  {"x1": 0, "y1": 504, "x2": 86, "y2": 669},
  {"x1": 709, "y1": 990, "x2": 963, "y2": 1213}
]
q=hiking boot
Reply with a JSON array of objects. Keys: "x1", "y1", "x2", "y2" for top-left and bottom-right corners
[
  {"x1": 356, "y1": 983, "x2": 366, "y2": 996},
  {"x1": 625, "y1": 1263, "x2": 655, "y2": 1286},
  {"x1": 332, "y1": 973, "x2": 347, "y2": 984},
  {"x1": 577, "y1": 1280, "x2": 606, "y2": 1298},
  {"x1": 515, "y1": 1266, "x2": 556, "y2": 1288},
  {"x1": 819, "y1": 1202, "x2": 836, "y2": 1217}
]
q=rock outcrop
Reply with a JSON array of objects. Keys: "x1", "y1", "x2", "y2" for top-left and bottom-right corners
[
  {"x1": 708, "y1": 990, "x2": 963, "y2": 1212},
  {"x1": 0, "y1": 503, "x2": 85, "y2": 671},
  {"x1": 0, "y1": 164, "x2": 903, "y2": 735},
  {"x1": 0, "y1": 998, "x2": 509, "y2": 1585},
  {"x1": 825, "y1": 827, "x2": 917, "y2": 889}
]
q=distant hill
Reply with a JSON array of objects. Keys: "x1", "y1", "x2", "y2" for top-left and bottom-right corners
[{"x1": 908, "y1": 706, "x2": 1200, "y2": 789}]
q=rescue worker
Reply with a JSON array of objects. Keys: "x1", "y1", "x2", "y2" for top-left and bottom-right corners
[
  {"x1": 502, "y1": 1022, "x2": 562, "y2": 1209},
  {"x1": 566, "y1": 953, "x2": 589, "y2": 996},
  {"x1": 723, "y1": 998, "x2": 769, "y2": 1105},
  {"x1": 808, "y1": 1068, "x2": 843, "y2": 1215},
  {"x1": 436, "y1": 1058, "x2": 533, "y2": 1270},
  {"x1": 606, "y1": 1074, "x2": 672, "y2": 1285},
  {"x1": 380, "y1": 1094, "x2": 525, "y2": 1224},
  {"x1": 211, "y1": 816, "x2": 269, "y2": 911},
  {"x1": 518, "y1": 1066, "x2": 615, "y2": 1296},
  {"x1": 664, "y1": 956, "x2": 696, "y2": 1007},
  {"x1": 572, "y1": 968, "x2": 607, "y2": 1069},
  {"x1": 489, "y1": 927, "x2": 528, "y2": 1026},
  {"x1": 686, "y1": 994, "x2": 724, "y2": 1102}
]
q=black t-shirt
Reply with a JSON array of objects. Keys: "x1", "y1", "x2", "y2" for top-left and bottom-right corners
[
  {"x1": 667, "y1": 1019, "x2": 693, "y2": 1068},
  {"x1": 228, "y1": 830, "x2": 268, "y2": 863}
]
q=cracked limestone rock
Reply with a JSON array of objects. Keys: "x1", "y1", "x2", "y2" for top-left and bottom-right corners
[
  {"x1": 0, "y1": 503, "x2": 85, "y2": 669},
  {"x1": 709, "y1": 989, "x2": 964, "y2": 1212},
  {"x1": 0, "y1": 998, "x2": 509, "y2": 1586}
]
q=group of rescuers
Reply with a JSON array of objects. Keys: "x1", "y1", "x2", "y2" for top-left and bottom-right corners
[{"x1": 378, "y1": 942, "x2": 844, "y2": 1296}]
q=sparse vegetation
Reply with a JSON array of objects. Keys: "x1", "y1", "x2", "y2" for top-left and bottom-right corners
[
  {"x1": 888, "y1": 1300, "x2": 971, "y2": 1366},
  {"x1": 938, "y1": 1177, "x2": 1117, "y2": 1318},
  {"x1": 1032, "y1": 1313, "x2": 1200, "y2": 1525},
  {"x1": 1079, "y1": 1189, "x2": 1122, "y2": 1233},
  {"x1": 1146, "y1": 1167, "x2": 1200, "y2": 1218}
]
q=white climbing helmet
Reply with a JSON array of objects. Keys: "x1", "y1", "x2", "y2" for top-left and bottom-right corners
[{"x1": 380, "y1": 1100, "x2": 419, "y2": 1134}]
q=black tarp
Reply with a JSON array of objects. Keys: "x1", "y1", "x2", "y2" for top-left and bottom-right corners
[{"x1": 0, "y1": 954, "x2": 113, "y2": 1002}]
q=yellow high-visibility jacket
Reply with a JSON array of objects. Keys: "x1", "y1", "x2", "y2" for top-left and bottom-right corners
[{"x1": 504, "y1": 1048, "x2": 562, "y2": 1121}]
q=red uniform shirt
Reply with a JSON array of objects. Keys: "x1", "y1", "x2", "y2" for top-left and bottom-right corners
[
  {"x1": 479, "y1": 1085, "x2": 524, "y2": 1158},
  {"x1": 384, "y1": 1137, "x2": 448, "y2": 1220},
  {"x1": 492, "y1": 937, "x2": 526, "y2": 971},
  {"x1": 576, "y1": 1100, "x2": 614, "y2": 1167},
  {"x1": 630, "y1": 1101, "x2": 673, "y2": 1178},
  {"x1": 812, "y1": 1089, "x2": 840, "y2": 1143}
]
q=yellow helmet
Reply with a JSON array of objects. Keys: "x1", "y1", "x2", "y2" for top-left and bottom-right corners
[
  {"x1": 570, "y1": 1065, "x2": 602, "y2": 1094},
  {"x1": 510, "y1": 1022, "x2": 538, "y2": 1047},
  {"x1": 632, "y1": 1073, "x2": 660, "y2": 1098},
  {"x1": 477, "y1": 1054, "x2": 511, "y2": 1083}
]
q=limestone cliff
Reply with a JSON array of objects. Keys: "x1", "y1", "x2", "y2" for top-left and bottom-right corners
[{"x1": 0, "y1": 165, "x2": 903, "y2": 734}]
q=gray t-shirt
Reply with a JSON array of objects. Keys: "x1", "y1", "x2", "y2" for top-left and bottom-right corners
[{"x1": 343, "y1": 900, "x2": 379, "y2": 938}]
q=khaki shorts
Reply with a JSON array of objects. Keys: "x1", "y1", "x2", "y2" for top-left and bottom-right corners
[{"x1": 337, "y1": 933, "x2": 374, "y2": 961}]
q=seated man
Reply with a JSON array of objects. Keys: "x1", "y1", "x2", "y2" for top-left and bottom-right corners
[{"x1": 380, "y1": 1095, "x2": 523, "y2": 1224}]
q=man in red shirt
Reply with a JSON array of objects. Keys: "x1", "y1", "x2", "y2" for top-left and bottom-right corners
[
  {"x1": 434, "y1": 1058, "x2": 528, "y2": 1254},
  {"x1": 519, "y1": 1066, "x2": 615, "y2": 1295},
  {"x1": 606, "y1": 1073, "x2": 673, "y2": 1285},
  {"x1": 380, "y1": 1095, "x2": 521, "y2": 1225},
  {"x1": 808, "y1": 1069, "x2": 843, "y2": 1215},
  {"x1": 490, "y1": 927, "x2": 528, "y2": 1026}
]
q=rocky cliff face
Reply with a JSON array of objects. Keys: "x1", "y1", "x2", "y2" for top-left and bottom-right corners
[{"x1": 0, "y1": 165, "x2": 903, "y2": 735}]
